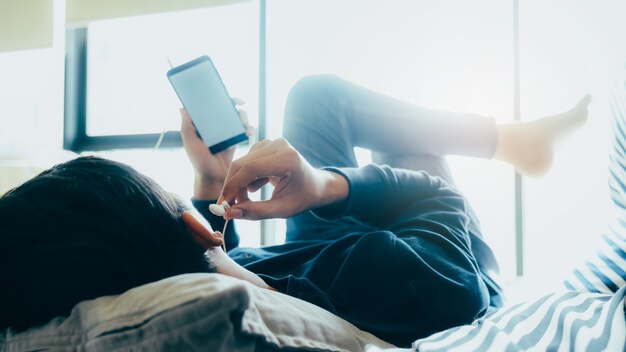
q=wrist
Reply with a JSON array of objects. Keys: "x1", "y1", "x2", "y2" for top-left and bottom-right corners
[
  {"x1": 316, "y1": 170, "x2": 349, "y2": 207},
  {"x1": 194, "y1": 175, "x2": 224, "y2": 200}
]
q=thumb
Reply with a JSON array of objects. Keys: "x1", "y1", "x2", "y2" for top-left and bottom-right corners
[
  {"x1": 180, "y1": 108, "x2": 196, "y2": 138},
  {"x1": 226, "y1": 200, "x2": 283, "y2": 220}
]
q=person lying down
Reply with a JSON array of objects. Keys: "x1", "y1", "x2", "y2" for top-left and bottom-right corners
[{"x1": 0, "y1": 75, "x2": 590, "y2": 347}]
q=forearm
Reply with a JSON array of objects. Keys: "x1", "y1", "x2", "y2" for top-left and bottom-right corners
[
  {"x1": 312, "y1": 169, "x2": 350, "y2": 209},
  {"x1": 313, "y1": 164, "x2": 469, "y2": 232},
  {"x1": 194, "y1": 175, "x2": 224, "y2": 200}
]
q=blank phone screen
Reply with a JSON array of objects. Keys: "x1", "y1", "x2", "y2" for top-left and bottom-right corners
[{"x1": 168, "y1": 58, "x2": 245, "y2": 148}]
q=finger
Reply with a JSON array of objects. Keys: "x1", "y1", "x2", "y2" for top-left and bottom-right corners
[
  {"x1": 232, "y1": 97, "x2": 246, "y2": 106},
  {"x1": 246, "y1": 125, "x2": 256, "y2": 138},
  {"x1": 269, "y1": 176, "x2": 280, "y2": 187},
  {"x1": 221, "y1": 153, "x2": 291, "y2": 205},
  {"x1": 245, "y1": 138, "x2": 290, "y2": 158},
  {"x1": 247, "y1": 177, "x2": 270, "y2": 193},
  {"x1": 219, "y1": 139, "x2": 292, "y2": 204},
  {"x1": 180, "y1": 108, "x2": 204, "y2": 146},
  {"x1": 237, "y1": 109, "x2": 256, "y2": 137},
  {"x1": 223, "y1": 139, "x2": 283, "y2": 183},
  {"x1": 180, "y1": 108, "x2": 194, "y2": 133},
  {"x1": 238, "y1": 109, "x2": 249, "y2": 125},
  {"x1": 233, "y1": 139, "x2": 292, "y2": 178},
  {"x1": 237, "y1": 109, "x2": 257, "y2": 138},
  {"x1": 226, "y1": 199, "x2": 285, "y2": 220},
  {"x1": 220, "y1": 176, "x2": 267, "y2": 207},
  {"x1": 249, "y1": 139, "x2": 271, "y2": 153},
  {"x1": 236, "y1": 187, "x2": 251, "y2": 203}
]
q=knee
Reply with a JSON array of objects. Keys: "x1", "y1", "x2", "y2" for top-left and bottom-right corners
[
  {"x1": 288, "y1": 75, "x2": 342, "y2": 103},
  {"x1": 398, "y1": 241, "x2": 490, "y2": 333},
  {"x1": 284, "y1": 75, "x2": 343, "y2": 127},
  {"x1": 436, "y1": 272, "x2": 490, "y2": 329}
]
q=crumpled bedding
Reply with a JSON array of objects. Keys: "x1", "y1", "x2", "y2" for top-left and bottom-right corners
[{"x1": 0, "y1": 273, "x2": 393, "y2": 352}]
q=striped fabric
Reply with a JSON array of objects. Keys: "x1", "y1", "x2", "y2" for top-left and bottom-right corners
[
  {"x1": 563, "y1": 222, "x2": 626, "y2": 294},
  {"x1": 563, "y1": 63, "x2": 626, "y2": 295},
  {"x1": 408, "y1": 287, "x2": 626, "y2": 351}
]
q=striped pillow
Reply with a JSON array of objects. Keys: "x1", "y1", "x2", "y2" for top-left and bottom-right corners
[
  {"x1": 406, "y1": 287, "x2": 626, "y2": 351},
  {"x1": 563, "y1": 222, "x2": 626, "y2": 293},
  {"x1": 563, "y1": 62, "x2": 626, "y2": 294}
]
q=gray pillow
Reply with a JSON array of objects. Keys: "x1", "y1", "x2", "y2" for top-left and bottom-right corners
[{"x1": 0, "y1": 273, "x2": 393, "y2": 351}]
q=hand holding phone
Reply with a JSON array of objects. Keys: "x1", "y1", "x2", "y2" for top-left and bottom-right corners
[
  {"x1": 168, "y1": 55, "x2": 248, "y2": 154},
  {"x1": 180, "y1": 103, "x2": 254, "y2": 200}
]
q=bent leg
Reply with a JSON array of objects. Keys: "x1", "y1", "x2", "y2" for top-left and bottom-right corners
[
  {"x1": 284, "y1": 75, "x2": 591, "y2": 178},
  {"x1": 283, "y1": 75, "x2": 498, "y2": 166},
  {"x1": 282, "y1": 76, "x2": 369, "y2": 240},
  {"x1": 283, "y1": 75, "x2": 360, "y2": 169},
  {"x1": 282, "y1": 75, "x2": 497, "y2": 241}
]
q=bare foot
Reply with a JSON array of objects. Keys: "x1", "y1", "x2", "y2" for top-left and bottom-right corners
[{"x1": 495, "y1": 95, "x2": 591, "y2": 177}]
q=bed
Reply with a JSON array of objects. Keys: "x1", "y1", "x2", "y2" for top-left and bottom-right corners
[{"x1": 1, "y1": 253, "x2": 625, "y2": 352}]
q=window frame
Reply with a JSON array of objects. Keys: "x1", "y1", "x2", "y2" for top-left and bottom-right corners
[{"x1": 63, "y1": 27, "x2": 183, "y2": 152}]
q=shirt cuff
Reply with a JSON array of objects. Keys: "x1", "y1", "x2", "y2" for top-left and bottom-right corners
[{"x1": 312, "y1": 165, "x2": 387, "y2": 221}]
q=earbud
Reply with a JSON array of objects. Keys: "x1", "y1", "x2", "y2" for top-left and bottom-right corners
[
  {"x1": 209, "y1": 201, "x2": 231, "y2": 253},
  {"x1": 209, "y1": 200, "x2": 231, "y2": 217},
  {"x1": 208, "y1": 204, "x2": 224, "y2": 216}
]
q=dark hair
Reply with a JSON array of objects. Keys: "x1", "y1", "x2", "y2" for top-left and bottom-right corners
[{"x1": 0, "y1": 156, "x2": 215, "y2": 331}]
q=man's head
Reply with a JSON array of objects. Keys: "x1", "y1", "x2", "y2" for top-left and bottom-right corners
[{"x1": 0, "y1": 156, "x2": 217, "y2": 331}]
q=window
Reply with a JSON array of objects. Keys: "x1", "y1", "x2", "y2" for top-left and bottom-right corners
[
  {"x1": 519, "y1": 0, "x2": 621, "y2": 283},
  {"x1": 266, "y1": 0, "x2": 517, "y2": 280},
  {"x1": 65, "y1": 2, "x2": 259, "y2": 150}
]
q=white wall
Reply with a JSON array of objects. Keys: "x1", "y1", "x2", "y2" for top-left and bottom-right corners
[
  {"x1": 266, "y1": 0, "x2": 517, "y2": 278},
  {"x1": 0, "y1": 0, "x2": 65, "y2": 158},
  {"x1": 520, "y1": 0, "x2": 626, "y2": 291},
  {"x1": 0, "y1": 0, "x2": 70, "y2": 195}
]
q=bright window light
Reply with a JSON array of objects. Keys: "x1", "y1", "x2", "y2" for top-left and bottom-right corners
[
  {"x1": 86, "y1": 2, "x2": 258, "y2": 136},
  {"x1": 267, "y1": 0, "x2": 517, "y2": 280}
]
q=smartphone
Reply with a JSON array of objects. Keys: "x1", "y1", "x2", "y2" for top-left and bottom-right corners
[{"x1": 167, "y1": 55, "x2": 248, "y2": 154}]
